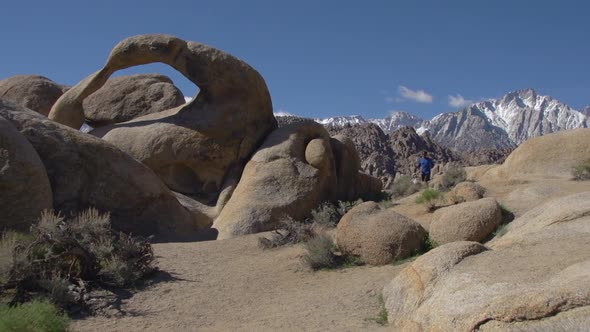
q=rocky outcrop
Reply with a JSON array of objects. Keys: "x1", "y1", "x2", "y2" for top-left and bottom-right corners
[
  {"x1": 483, "y1": 128, "x2": 590, "y2": 180},
  {"x1": 459, "y1": 147, "x2": 514, "y2": 166},
  {"x1": 82, "y1": 74, "x2": 185, "y2": 127},
  {"x1": 383, "y1": 191, "x2": 590, "y2": 331},
  {"x1": 429, "y1": 198, "x2": 501, "y2": 245},
  {"x1": 336, "y1": 202, "x2": 426, "y2": 265},
  {"x1": 49, "y1": 34, "x2": 276, "y2": 200},
  {"x1": 449, "y1": 181, "x2": 486, "y2": 202},
  {"x1": 0, "y1": 75, "x2": 68, "y2": 116},
  {"x1": 1, "y1": 101, "x2": 202, "y2": 238},
  {"x1": 0, "y1": 107, "x2": 53, "y2": 231},
  {"x1": 389, "y1": 126, "x2": 459, "y2": 176},
  {"x1": 327, "y1": 123, "x2": 395, "y2": 187},
  {"x1": 213, "y1": 121, "x2": 382, "y2": 239}
]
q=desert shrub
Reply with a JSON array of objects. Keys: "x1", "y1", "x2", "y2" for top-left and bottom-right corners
[
  {"x1": 371, "y1": 294, "x2": 388, "y2": 326},
  {"x1": 572, "y1": 159, "x2": 590, "y2": 181},
  {"x1": 415, "y1": 189, "x2": 443, "y2": 212},
  {"x1": 1, "y1": 208, "x2": 155, "y2": 310},
  {"x1": 440, "y1": 166, "x2": 466, "y2": 191},
  {"x1": 258, "y1": 217, "x2": 315, "y2": 249},
  {"x1": 310, "y1": 203, "x2": 340, "y2": 226},
  {"x1": 492, "y1": 204, "x2": 515, "y2": 239},
  {"x1": 0, "y1": 300, "x2": 69, "y2": 332},
  {"x1": 391, "y1": 175, "x2": 422, "y2": 198},
  {"x1": 302, "y1": 233, "x2": 337, "y2": 270}
]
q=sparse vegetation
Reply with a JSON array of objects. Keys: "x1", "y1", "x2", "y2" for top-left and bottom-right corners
[
  {"x1": 415, "y1": 188, "x2": 443, "y2": 211},
  {"x1": 0, "y1": 300, "x2": 70, "y2": 332},
  {"x1": 447, "y1": 192, "x2": 465, "y2": 205},
  {"x1": 373, "y1": 294, "x2": 388, "y2": 326},
  {"x1": 391, "y1": 175, "x2": 422, "y2": 198},
  {"x1": 310, "y1": 202, "x2": 340, "y2": 227},
  {"x1": 258, "y1": 217, "x2": 315, "y2": 249},
  {"x1": 440, "y1": 165, "x2": 467, "y2": 191},
  {"x1": 572, "y1": 159, "x2": 590, "y2": 181},
  {"x1": 0, "y1": 208, "x2": 156, "y2": 313},
  {"x1": 302, "y1": 233, "x2": 338, "y2": 270}
]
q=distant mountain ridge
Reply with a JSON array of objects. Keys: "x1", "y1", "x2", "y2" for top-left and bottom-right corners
[{"x1": 315, "y1": 88, "x2": 589, "y2": 152}]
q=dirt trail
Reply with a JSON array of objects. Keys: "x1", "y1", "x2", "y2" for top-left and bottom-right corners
[{"x1": 72, "y1": 233, "x2": 400, "y2": 331}]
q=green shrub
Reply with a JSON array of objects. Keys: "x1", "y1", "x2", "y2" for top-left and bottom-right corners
[
  {"x1": 0, "y1": 300, "x2": 69, "y2": 332},
  {"x1": 440, "y1": 166, "x2": 466, "y2": 191},
  {"x1": 302, "y1": 233, "x2": 338, "y2": 270},
  {"x1": 391, "y1": 175, "x2": 422, "y2": 198},
  {"x1": 415, "y1": 189, "x2": 443, "y2": 211},
  {"x1": 572, "y1": 159, "x2": 590, "y2": 181},
  {"x1": 373, "y1": 294, "x2": 388, "y2": 325}
]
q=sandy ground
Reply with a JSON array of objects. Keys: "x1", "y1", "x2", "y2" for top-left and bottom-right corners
[
  {"x1": 72, "y1": 176, "x2": 590, "y2": 332},
  {"x1": 72, "y1": 233, "x2": 400, "y2": 331}
]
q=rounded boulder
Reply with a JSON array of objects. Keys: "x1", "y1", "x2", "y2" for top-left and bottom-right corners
[
  {"x1": 336, "y1": 202, "x2": 427, "y2": 265},
  {"x1": 450, "y1": 181, "x2": 486, "y2": 202},
  {"x1": 430, "y1": 197, "x2": 502, "y2": 245},
  {"x1": 0, "y1": 75, "x2": 68, "y2": 116},
  {"x1": 0, "y1": 112, "x2": 53, "y2": 230}
]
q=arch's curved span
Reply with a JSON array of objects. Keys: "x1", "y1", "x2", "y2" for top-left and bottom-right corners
[{"x1": 49, "y1": 34, "x2": 276, "y2": 205}]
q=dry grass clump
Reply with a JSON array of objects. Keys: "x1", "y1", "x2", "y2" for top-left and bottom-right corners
[
  {"x1": 440, "y1": 166, "x2": 466, "y2": 191},
  {"x1": 301, "y1": 233, "x2": 338, "y2": 270},
  {"x1": 391, "y1": 175, "x2": 422, "y2": 198},
  {"x1": 0, "y1": 208, "x2": 155, "y2": 312},
  {"x1": 572, "y1": 159, "x2": 590, "y2": 181}
]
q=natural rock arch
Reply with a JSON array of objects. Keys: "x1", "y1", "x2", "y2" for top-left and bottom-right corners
[{"x1": 49, "y1": 34, "x2": 277, "y2": 200}]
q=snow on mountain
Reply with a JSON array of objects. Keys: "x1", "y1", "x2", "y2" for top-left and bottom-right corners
[{"x1": 312, "y1": 89, "x2": 588, "y2": 152}]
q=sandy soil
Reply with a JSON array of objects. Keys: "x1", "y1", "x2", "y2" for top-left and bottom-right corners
[
  {"x1": 72, "y1": 176, "x2": 590, "y2": 331},
  {"x1": 72, "y1": 233, "x2": 400, "y2": 331}
]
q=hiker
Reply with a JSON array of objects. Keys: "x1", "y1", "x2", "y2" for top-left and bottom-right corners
[{"x1": 417, "y1": 151, "x2": 435, "y2": 184}]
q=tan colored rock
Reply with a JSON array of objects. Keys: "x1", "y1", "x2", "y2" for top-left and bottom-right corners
[
  {"x1": 0, "y1": 75, "x2": 68, "y2": 116},
  {"x1": 449, "y1": 181, "x2": 486, "y2": 202},
  {"x1": 49, "y1": 34, "x2": 276, "y2": 198},
  {"x1": 213, "y1": 121, "x2": 382, "y2": 239},
  {"x1": 0, "y1": 107, "x2": 52, "y2": 230},
  {"x1": 483, "y1": 128, "x2": 590, "y2": 180},
  {"x1": 383, "y1": 192, "x2": 590, "y2": 331},
  {"x1": 1, "y1": 102, "x2": 203, "y2": 238},
  {"x1": 82, "y1": 74, "x2": 185, "y2": 127},
  {"x1": 430, "y1": 197, "x2": 501, "y2": 245},
  {"x1": 336, "y1": 202, "x2": 427, "y2": 265}
]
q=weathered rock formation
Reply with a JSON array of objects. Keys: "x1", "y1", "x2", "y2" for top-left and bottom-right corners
[
  {"x1": 0, "y1": 75, "x2": 68, "y2": 116},
  {"x1": 1, "y1": 101, "x2": 202, "y2": 238},
  {"x1": 0, "y1": 106, "x2": 53, "y2": 230},
  {"x1": 336, "y1": 201, "x2": 426, "y2": 265},
  {"x1": 82, "y1": 74, "x2": 185, "y2": 127},
  {"x1": 389, "y1": 126, "x2": 459, "y2": 176},
  {"x1": 383, "y1": 191, "x2": 590, "y2": 331},
  {"x1": 327, "y1": 123, "x2": 395, "y2": 187},
  {"x1": 49, "y1": 34, "x2": 277, "y2": 200},
  {"x1": 429, "y1": 198, "x2": 501, "y2": 245},
  {"x1": 449, "y1": 181, "x2": 486, "y2": 202},
  {"x1": 213, "y1": 121, "x2": 382, "y2": 239},
  {"x1": 483, "y1": 128, "x2": 590, "y2": 180}
]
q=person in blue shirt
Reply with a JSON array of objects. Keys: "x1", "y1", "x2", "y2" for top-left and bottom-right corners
[{"x1": 417, "y1": 151, "x2": 435, "y2": 183}]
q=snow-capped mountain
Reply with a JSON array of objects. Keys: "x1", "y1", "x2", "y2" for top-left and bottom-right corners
[
  {"x1": 316, "y1": 111, "x2": 424, "y2": 132},
  {"x1": 582, "y1": 106, "x2": 590, "y2": 117},
  {"x1": 314, "y1": 89, "x2": 588, "y2": 152}
]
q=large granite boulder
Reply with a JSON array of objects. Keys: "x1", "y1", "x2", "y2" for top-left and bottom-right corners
[
  {"x1": 336, "y1": 202, "x2": 427, "y2": 265},
  {"x1": 0, "y1": 75, "x2": 68, "y2": 116},
  {"x1": 383, "y1": 192, "x2": 590, "y2": 331},
  {"x1": 0, "y1": 107, "x2": 53, "y2": 231},
  {"x1": 1, "y1": 101, "x2": 203, "y2": 239},
  {"x1": 449, "y1": 181, "x2": 486, "y2": 202},
  {"x1": 82, "y1": 74, "x2": 185, "y2": 127},
  {"x1": 429, "y1": 197, "x2": 501, "y2": 245},
  {"x1": 213, "y1": 121, "x2": 382, "y2": 239},
  {"x1": 483, "y1": 128, "x2": 590, "y2": 180},
  {"x1": 49, "y1": 34, "x2": 276, "y2": 200}
]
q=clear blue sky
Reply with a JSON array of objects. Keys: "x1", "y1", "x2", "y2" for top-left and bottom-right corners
[{"x1": 1, "y1": 0, "x2": 589, "y2": 120}]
